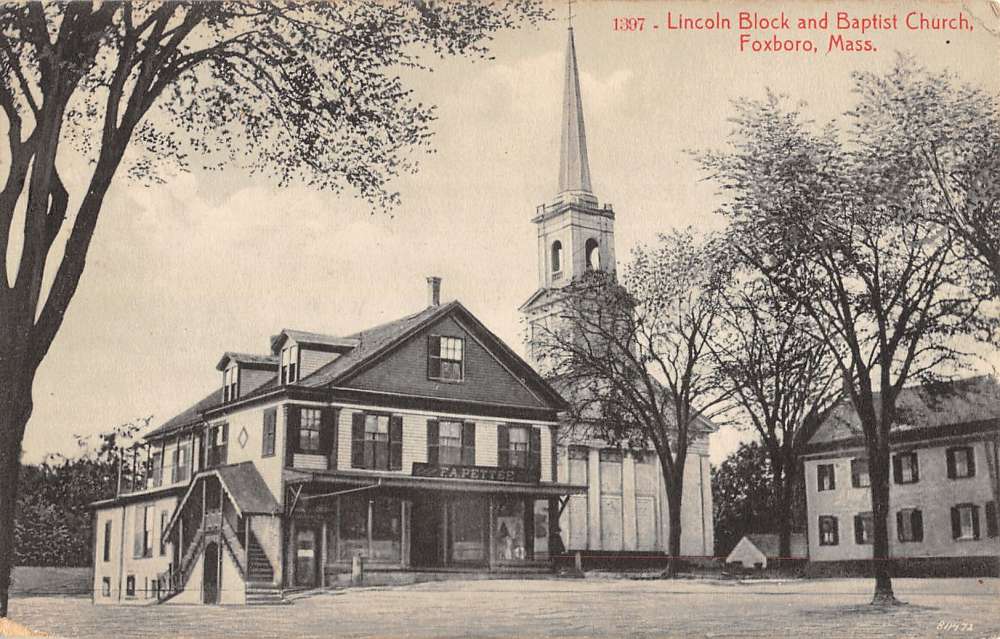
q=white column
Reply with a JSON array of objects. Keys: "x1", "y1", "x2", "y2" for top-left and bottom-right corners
[
  {"x1": 622, "y1": 453, "x2": 637, "y2": 551},
  {"x1": 587, "y1": 447, "x2": 601, "y2": 550}
]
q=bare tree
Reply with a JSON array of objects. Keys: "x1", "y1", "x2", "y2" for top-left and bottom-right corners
[
  {"x1": 708, "y1": 270, "x2": 841, "y2": 560},
  {"x1": 0, "y1": 0, "x2": 548, "y2": 616},
  {"x1": 849, "y1": 58, "x2": 1000, "y2": 297},
  {"x1": 698, "y1": 75, "x2": 994, "y2": 603},
  {"x1": 535, "y1": 229, "x2": 730, "y2": 574}
]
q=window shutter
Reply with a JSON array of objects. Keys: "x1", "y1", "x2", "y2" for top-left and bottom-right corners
[
  {"x1": 462, "y1": 422, "x2": 476, "y2": 466},
  {"x1": 529, "y1": 427, "x2": 542, "y2": 478},
  {"x1": 389, "y1": 415, "x2": 403, "y2": 470},
  {"x1": 986, "y1": 502, "x2": 998, "y2": 538},
  {"x1": 892, "y1": 456, "x2": 902, "y2": 484},
  {"x1": 911, "y1": 454, "x2": 919, "y2": 482},
  {"x1": 946, "y1": 449, "x2": 956, "y2": 479},
  {"x1": 854, "y1": 516, "x2": 864, "y2": 545},
  {"x1": 321, "y1": 408, "x2": 340, "y2": 469},
  {"x1": 831, "y1": 518, "x2": 838, "y2": 545},
  {"x1": 351, "y1": 412, "x2": 366, "y2": 468},
  {"x1": 427, "y1": 419, "x2": 440, "y2": 465},
  {"x1": 896, "y1": 511, "x2": 904, "y2": 541},
  {"x1": 972, "y1": 505, "x2": 981, "y2": 540},
  {"x1": 285, "y1": 406, "x2": 300, "y2": 466},
  {"x1": 829, "y1": 466, "x2": 835, "y2": 490},
  {"x1": 133, "y1": 507, "x2": 143, "y2": 559},
  {"x1": 171, "y1": 448, "x2": 179, "y2": 483},
  {"x1": 967, "y1": 449, "x2": 976, "y2": 477},
  {"x1": 851, "y1": 461, "x2": 859, "y2": 488},
  {"x1": 912, "y1": 510, "x2": 923, "y2": 542},
  {"x1": 497, "y1": 424, "x2": 510, "y2": 468},
  {"x1": 951, "y1": 506, "x2": 961, "y2": 539},
  {"x1": 427, "y1": 336, "x2": 441, "y2": 378}
]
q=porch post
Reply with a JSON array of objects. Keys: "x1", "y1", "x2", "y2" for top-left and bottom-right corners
[
  {"x1": 488, "y1": 495, "x2": 496, "y2": 571},
  {"x1": 287, "y1": 518, "x2": 297, "y2": 586},
  {"x1": 320, "y1": 520, "x2": 328, "y2": 588},
  {"x1": 244, "y1": 516, "x2": 251, "y2": 582}
]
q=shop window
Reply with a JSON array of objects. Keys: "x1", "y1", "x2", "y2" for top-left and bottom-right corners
[
  {"x1": 428, "y1": 336, "x2": 464, "y2": 382},
  {"x1": 893, "y1": 452, "x2": 919, "y2": 484},
  {"x1": 951, "y1": 503, "x2": 980, "y2": 540},
  {"x1": 450, "y1": 496, "x2": 487, "y2": 563},
  {"x1": 101, "y1": 577, "x2": 111, "y2": 597},
  {"x1": 851, "y1": 458, "x2": 870, "y2": 488},
  {"x1": 299, "y1": 408, "x2": 322, "y2": 452},
  {"x1": 897, "y1": 508, "x2": 923, "y2": 542},
  {"x1": 853, "y1": 512, "x2": 873, "y2": 544},
  {"x1": 336, "y1": 496, "x2": 401, "y2": 563},
  {"x1": 819, "y1": 516, "x2": 838, "y2": 546},
  {"x1": 817, "y1": 463, "x2": 835, "y2": 491},
  {"x1": 338, "y1": 496, "x2": 369, "y2": 560},
  {"x1": 947, "y1": 447, "x2": 975, "y2": 479},
  {"x1": 494, "y1": 498, "x2": 527, "y2": 561}
]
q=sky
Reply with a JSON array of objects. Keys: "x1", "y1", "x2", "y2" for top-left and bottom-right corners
[{"x1": 18, "y1": 0, "x2": 1000, "y2": 464}]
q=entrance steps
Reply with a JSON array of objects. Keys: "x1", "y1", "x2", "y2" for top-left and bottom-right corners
[{"x1": 245, "y1": 582, "x2": 288, "y2": 605}]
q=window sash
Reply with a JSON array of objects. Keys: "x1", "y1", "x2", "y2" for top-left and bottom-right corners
[
  {"x1": 819, "y1": 517, "x2": 838, "y2": 545},
  {"x1": 817, "y1": 464, "x2": 835, "y2": 491},
  {"x1": 959, "y1": 506, "x2": 975, "y2": 538},
  {"x1": 953, "y1": 449, "x2": 971, "y2": 477},
  {"x1": 438, "y1": 421, "x2": 463, "y2": 465},
  {"x1": 300, "y1": 409, "x2": 323, "y2": 452},
  {"x1": 429, "y1": 336, "x2": 464, "y2": 381}
]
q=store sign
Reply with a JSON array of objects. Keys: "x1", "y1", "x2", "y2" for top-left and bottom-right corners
[{"x1": 412, "y1": 462, "x2": 535, "y2": 483}]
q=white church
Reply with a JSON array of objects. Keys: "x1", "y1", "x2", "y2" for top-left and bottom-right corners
[{"x1": 520, "y1": 25, "x2": 715, "y2": 561}]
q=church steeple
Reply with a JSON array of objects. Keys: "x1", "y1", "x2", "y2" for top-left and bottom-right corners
[{"x1": 558, "y1": 26, "x2": 593, "y2": 197}]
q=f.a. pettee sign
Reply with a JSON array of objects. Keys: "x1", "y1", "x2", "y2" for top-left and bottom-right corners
[{"x1": 411, "y1": 462, "x2": 536, "y2": 483}]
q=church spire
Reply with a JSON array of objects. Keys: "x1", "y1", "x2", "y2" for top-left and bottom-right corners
[{"x1": 558, "y1": 26, "x2": 593, "y2": 196}]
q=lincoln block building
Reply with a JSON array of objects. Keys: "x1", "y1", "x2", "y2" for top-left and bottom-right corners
[{"x1": 90, "y1": 283, "x2": 585, "y2": 604}]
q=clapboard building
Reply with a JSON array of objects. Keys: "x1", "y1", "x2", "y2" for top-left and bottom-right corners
[
  {"x1": 801, "y1": 375, "x2": 1000, "y2": 576},
  {"x1": 519, "y1": 26, "x2": 715, "y2": 560},
  {"x1": 90, "y1": 281, "x2": 585, "y2": 604}
]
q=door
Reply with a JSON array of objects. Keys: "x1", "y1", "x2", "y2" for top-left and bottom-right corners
[
  {"x1": 203, "y1": 541, "x2": 220, "y2": 604},
  {"x1": 410, "y1": 498, "x2": 443, "y2": 567},
  {"x1": 448, "y1": 497, "x2": 487, "y2": 565},
  {"x1": 294, "y1": 528, "x2": 319, "y2": 587}
]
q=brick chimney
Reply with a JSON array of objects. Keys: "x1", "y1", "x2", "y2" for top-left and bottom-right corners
[{"x1": 426, "y1": 276, "x2": 442, "y2": 307}]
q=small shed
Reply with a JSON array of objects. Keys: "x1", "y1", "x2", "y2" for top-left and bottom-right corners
[{"x1": 726, "y1": 533, "x2": 808, "y2": 569}]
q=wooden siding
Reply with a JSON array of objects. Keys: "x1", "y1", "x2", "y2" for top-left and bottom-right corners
[
  {"x1": 293, "y1": 454, "x2": 328, "y2": 470},
  {"x1": 239, "y1": 368, "x2": 274, "y2": 397},
  {"x1": 342, "y1": 316, "x2": 548, "y2": 409},
  {"x1": 300, "y1": 349, "x2": 338, "y2": 379}
]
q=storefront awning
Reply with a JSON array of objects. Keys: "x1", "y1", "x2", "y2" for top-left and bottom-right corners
[{"x1": 285, "y1": 469, "x2": 587, "y2": 497}]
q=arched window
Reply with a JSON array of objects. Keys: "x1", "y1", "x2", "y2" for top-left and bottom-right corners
[
  {"x1": 551, "y1": 240, "x2": 563, "y2": 274},
  {"x1": 585, "y1": 238, "x2": 600, "y2": 270}
]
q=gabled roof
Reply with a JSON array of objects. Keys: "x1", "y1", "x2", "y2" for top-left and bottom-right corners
[
  {"x1": 145, "y1": 301, "x2": 566, "y2": 442},
  {"x1": 270, "y1": 329, "x2": 360, "y2": 355},
  {"x1": 742, "y1": 533, "x2": 808, "y2": 559},
  {"x1": 215, "y1": 352, "x2": 278, "y2": 371},
  {"x1": 803, "y1": 375, "x2": 1000, "y2": 451}
]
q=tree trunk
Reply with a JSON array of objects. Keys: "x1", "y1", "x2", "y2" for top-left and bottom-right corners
[
  {"x1": 775, "y1": 470, "x2": 793, "y2": 561},
  {"x1": 0, "y1": 374, "x2": 33, "y2": 618},
  {"x1": 868, "y1": 439, "x2": 896, "y2": 605},
  {"x1": 662, "y1": 480, "x2": 684, "y2": 577}
]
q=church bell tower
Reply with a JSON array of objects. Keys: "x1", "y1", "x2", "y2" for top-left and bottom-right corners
[{"x1": 520, "y1": 24, "x2": 617, "y2": 371}]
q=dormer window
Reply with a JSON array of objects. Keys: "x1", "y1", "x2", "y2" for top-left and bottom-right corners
[
  {"x1": 281, "y1": 344, "x2": 299, "y2": 384},
  {"x1": 428, "y1": 336, "x2": 464, "y2": 382},
  {"x1": 223, "y1": 366, "x2": 239, "y2": 402}
]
